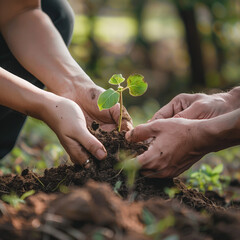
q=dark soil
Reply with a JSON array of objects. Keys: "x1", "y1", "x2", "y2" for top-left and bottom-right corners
[{"x1": 0, "y1": 124, "x2": 240, "y2": 239}]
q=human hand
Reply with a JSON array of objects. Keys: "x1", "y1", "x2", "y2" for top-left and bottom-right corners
[
  {"x1": 125, "y1": 118, "x2": 213, "y2": 178},
  {"x1": 42, "y1": 95, "x2": 107, "y2": 165},
  {"x1": 61, "y1": 80, "x2": 133, "y2": 131},
  {"x1": 151, "y1": 91, "x2": 238, "y2": 121}
]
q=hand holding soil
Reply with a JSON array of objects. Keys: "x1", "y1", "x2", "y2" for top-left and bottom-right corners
[
  {"x1": 61, "y1": 80, "x2": 133, "y2": 132},
  {"x1": 127, "y1": 88, "x2": 240, "y2": 178},
  {"x1": 41, "y1": 95, "x2": 107, "y2": 165},
  {"x1": 126, "y1": 118, "x2": 208, "y2": 178}
]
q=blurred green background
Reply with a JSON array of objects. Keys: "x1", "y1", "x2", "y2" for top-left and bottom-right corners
[{"x1": 1, "y1": 0, "x2": 240, "y2": 181}]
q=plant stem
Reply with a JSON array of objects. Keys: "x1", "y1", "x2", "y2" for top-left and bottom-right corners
[
  {"x1": 32, "y1": 172, "x2": 45, "y2": 188},
  {"x1": 118, "y1": 90, "x2": 123, "y2": 132}
]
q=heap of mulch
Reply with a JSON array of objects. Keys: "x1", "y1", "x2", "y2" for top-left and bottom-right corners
[{"x1": 0, "y1": 123, "x2": 240, "y2": 239}]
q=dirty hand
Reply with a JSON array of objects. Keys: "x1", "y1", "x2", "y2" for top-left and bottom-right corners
[
  {"x1": 43, "y1": 95, "x2": 107, "y2": 165},
  {"x1": 125, "y1": 118, "x2": 213, "y2": 178},
  {"x1": 60, "y1": 80, "x2": 133, "y2": 131},
  {"x1": 151, "y1": 89, "x2": 240, "y2": 121}
]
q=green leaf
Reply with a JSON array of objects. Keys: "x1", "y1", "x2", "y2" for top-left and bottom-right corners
[
  {"x1": 115, "y1": 157, "x2": 141, "y2": 187},
  {"x1": 114, "y1": 181, "x2": 122, "y2": 189},
  {"x1": 201, "y1": 164, "x2": 212, "y2": 175},
  {"x1": 212, "y1": 164, "x2": 223, "y2": 175},
  {"x1": 190, "y1": 172, "x2": 199, "y2": 178},
  {"x1": 97, "y1": 88, "x2": 120, "y2": 111},
  {"x1": 127, "y1": 74, "x2": 148, "y2": 96},
  {"x1": 21, "y1": 190, "x2": 35, "y2": 200},
  {"x1": 109, "y1": 74, "x2": 125, "y2": 85},
  {"x1": 142, "y1": 208, "x2": 156, "y2": 225}
]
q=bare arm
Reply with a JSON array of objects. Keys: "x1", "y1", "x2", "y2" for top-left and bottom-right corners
[
  {"x1": 0, "y1": 66, "x2": 48, "y2": 118},
  {"x1": 0, "y1": 67, "x2": 107, "y2": 164},
  {"x1": 0, "y1": 0, "x2": 85, "y2": 95},
  {"x1": 0, "y1": 0, "x2": 132, "y2": 131}
]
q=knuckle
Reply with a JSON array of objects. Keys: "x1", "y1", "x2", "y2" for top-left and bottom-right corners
[
  {"x1": 150, "y1": 121, "x2": 160, "y2": 133},
  {"x1": 193, "y1": 101, "x2": 206, "y2": 109},
  {"x1": 175, "y1": 93, "x2": 189, "y2": 102},
  {"x1": 178, "y1": 93, "x2": 188, "y2": 98},
  {"x1": 86, "y1": 141, "x2": 98, "y2": 153}
]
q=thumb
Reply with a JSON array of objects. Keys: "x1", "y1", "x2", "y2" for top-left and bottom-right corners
[
  {"x1": 125, "y1": 122, "x2": 157, "y2": 143},
  {"x1": 78, "y1": 128, "x2": 107, "y2": 160},
  {"x1": 70, "y1": 117, "x2": 107, "y2": 160}
]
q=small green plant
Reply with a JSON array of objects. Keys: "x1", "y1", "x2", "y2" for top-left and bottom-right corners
[
  {"x1": 97, "y1": 73, "x2": 148, "y2": 131},
  {"x1": 142, "y1": 208, "x2": 177, "y2": 240},
  {"x1": 164, "y1": 187, "x2": 180, "y2": 199},
  {"x1": 115, "y1": 157, "x2": 141, "y2": 202},
  {"x1": 115, "y1": 157, "x2": 141, "y2": 188},
  {"x1": 188, "y1": 163, "x2": 228, "y2": 193},
  {"x1": 113, "y1": 180, "x2": 122, "y2": 198},
  {"x1": 2, "y1": 190, "x2": 35, "y2": 209}
]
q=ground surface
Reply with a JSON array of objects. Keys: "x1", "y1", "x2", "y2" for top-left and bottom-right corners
[{"x1": 0, "y1": 125, "x2": 240, "y2": 240}]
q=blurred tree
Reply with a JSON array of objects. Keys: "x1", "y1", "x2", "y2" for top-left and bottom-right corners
[
  {"x1": 130, "y1": 0, "x2": 152, "y2": 69},
  {"x1": 84, "y1": 0, "x2": 106, "y2": 76},
  {"x1": 172, "y1": 0, "x2": 206, "y2": 88}
]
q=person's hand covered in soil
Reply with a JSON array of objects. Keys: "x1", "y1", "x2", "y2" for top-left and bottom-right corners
[
  {"x1": 151, "y1": 88, "x2": 240, "y2": 121},
  {"x1": 60, "y1": 80, "x2": 133, "y2": 131},
  {"x1": 126, "y1": 107, "x2": 240, "y2": 178},
  {"x1": 126, "y1": 118, "x2": 209, "y2": 178},
  {"x1": 43, "y1": 96, "x2": 107, "y2": 165}
]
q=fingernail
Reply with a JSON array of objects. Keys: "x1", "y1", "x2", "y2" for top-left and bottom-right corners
[
  {"x1": 96, "y1": 148, "x2": 107, "y2": 160},
  {"x1": 125, "y1": 131, "x2": 131, "y2": 141}
]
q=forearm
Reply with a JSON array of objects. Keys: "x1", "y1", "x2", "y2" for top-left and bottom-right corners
[
  {"x1": 1, "y1": 8, "x2": 93, "y2": 97},
  {"x1": 0, "y1": 67, "x2": 55, "y2": 119},
  {"x1": 200, "y1": 109, "x2": 240, "y2": 152},
  {"x1": 226, "y1": 87, "x2": 240, "y2": 110}
]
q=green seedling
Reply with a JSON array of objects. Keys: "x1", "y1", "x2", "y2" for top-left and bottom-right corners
[
  {"x1": 97, "y1": 73, "x2": 148, "y2": 131},
  {"x1": 188, "y1": 163, "x2": 229, "y2": 194},
  {"x1": 115, "y1": 157, "x2": 141, "y2": 188},
  {"x1": 164, "y1": 187, "x2": 180, "y2": 199},
  {"x1": 32, "y1": 171, "x2": 45, "y2": 188},
  {"x1": 142, "y1": 208, "x2": 177, "y2": 240},
  {"x1": 2, "y1": 190, "x2": 35, "y2": 209},
  {"x1": 113, "y1": 180, "x2": 122, "y2": 198}
]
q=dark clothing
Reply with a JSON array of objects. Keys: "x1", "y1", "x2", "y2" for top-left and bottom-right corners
[{"x1": 0, "y1": 0, "x2": 74, "y2": 159}]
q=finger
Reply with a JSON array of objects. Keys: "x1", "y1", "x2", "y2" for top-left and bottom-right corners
[
  {"x1": 61, "y1": 137, "x2": 89, "y2": 165},
  {"x1": 150, "y1": 102, "x2": 174, "y2": 121},
  {"x1": 150, "y1": 94, "x2": 196, "y2": 121},
  {"x1": 125, "y1": 122, "x2": 158, "y2": 143},
  {"x1": 75, "y1": 127, "x2": 107, "y2": 160},
  {"x1": 174, "y1": 106, "x2": 200, "y2": 119},
  {"x1": 121, "y1": 106, "x2": 133, "y2": 131},
  {"x1": 99, "y1": 123, "x2": 116, "y2": 131},
  {"x1": 136, "y1": 145, "x2": 156, "y2": 166}
]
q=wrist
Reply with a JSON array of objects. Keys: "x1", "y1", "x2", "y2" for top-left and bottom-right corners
[
  {"x1": 224, "y1": 87, "x2": 240, "y2": 110},
  {"x1": 201, "y1": 109, "x2": 240, "y2": 151},
  {"x1": 54, "y1": 72, "x2": 104, "y2": 108},
  {"x1": 28, "y1": 90, "x2": 59, "y2": 121},
  {"x1": 48, "y1": 66, "x2": 96, "y2": 100}
]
